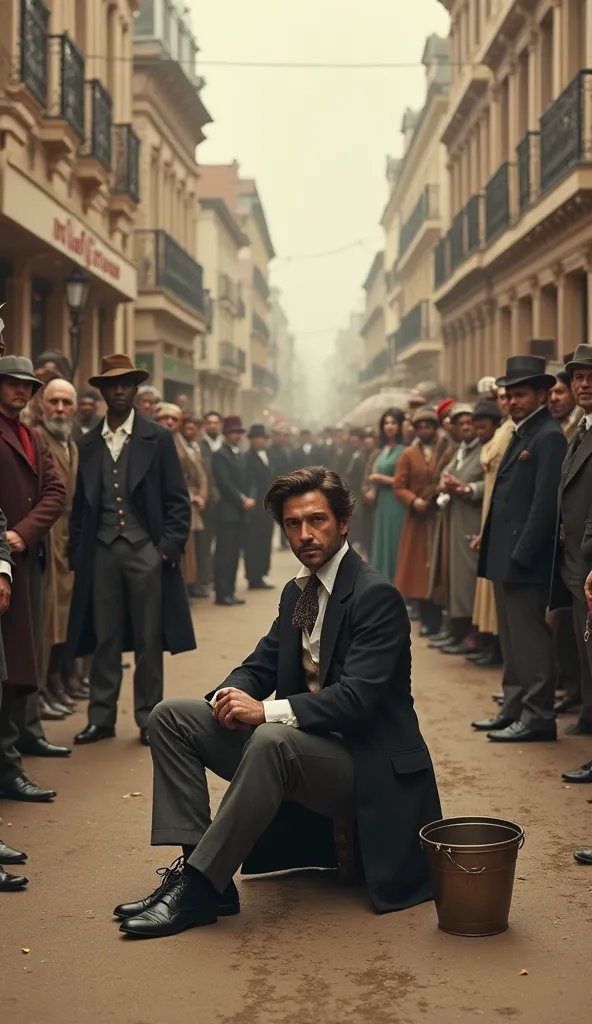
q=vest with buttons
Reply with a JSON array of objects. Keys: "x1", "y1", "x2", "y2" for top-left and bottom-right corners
[{"x1": 96, "y1": 439, "x2": 150, "y2": 545}]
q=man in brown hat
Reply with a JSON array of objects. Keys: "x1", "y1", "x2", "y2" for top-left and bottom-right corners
[
  {"x1": 67, "y1": 354, "x2": 195, "y2": 746},
  {"x1": 212, "y1": 416, "x2": 255, "y2": 606}
]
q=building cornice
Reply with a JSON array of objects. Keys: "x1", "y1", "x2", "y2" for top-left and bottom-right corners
[
  {"x1": 200, "y1": 197, "x2": 250, "y2": 249},
  {"x1": 363, "y1": 250, "x2": 385, "y2": 291}
]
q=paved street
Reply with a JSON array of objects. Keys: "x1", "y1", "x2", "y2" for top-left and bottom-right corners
[{"x1": 3, "y1": 549, "x2": 591, "y2": 1024}]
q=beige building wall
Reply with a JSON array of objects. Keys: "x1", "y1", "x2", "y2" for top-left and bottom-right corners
[
  {"x1": 0, "y1": 0, "x2": 140, "y2": 384},
  {"x1": 436, "y1": 0, "x2": 592, "y2": 395},
  {"x1": 359, "y1": 251, "x2": 388, "y2": 398}
]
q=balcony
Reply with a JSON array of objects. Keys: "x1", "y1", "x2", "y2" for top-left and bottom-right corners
[
  {"x1": 19, "y1": 0, "x2": 49, "y2": 108},
  {"x1": 112, "y1": 124, "x2": 140, "y2": 204},
  {"x1": 466, "y1": 193, "x2": 483, "y2": 254},
  {"x1": 517, "y1": 131, "x2": 540, "y2": 213},
  {"x1": 485, "y1": 162, "x2": 511, "y2": 244},
  {"x1": 385, "y1": 262, "x2": 402, "y2": 293},
  {"x1": 359, "y1": 347, "x2": 389, "y2": 384},
  {"x1": 237, "y1": 295, "x2": 246, "y2": 319},
  {"x1": 45, "y1": 33, "x2": 84, "y2": 135},
  {"x1": 219, "y1": 342, "x2": 246, "y2": 374},
  {"x1": 398, "y1": 301, "x2": 429, "y2": 353},
  {"x1": 135, "y1": 230, "x2": 205, "y2": 315},
  {"x1": 252, "y1": 311, "x2": 270, "y2": 342},
  {"x1": 218, "y1": 273, "x2": 237, "y2": 310},
  {"x1": 449, "y1": 210, "x2": 465, "y2": 271},
  {"x1": 252, "y1": 363, "x2": 278, "y2": 394},
  {"x1": 79, "y1": 79, "x2": 112, "y2": 171},
  {"x1": 134, "y1": 0, "x2": 203, "y2": 90},
  {"x1": 434, "y1": 237, "x2": 448, "y2": 288},
  {"x1": 540, "y1": 71, "x2": 592, "y2": 193},
  {"x1": 399, "y1": 185, "x2": 440, "y2": 261},
  {"x1": 253, "y1": 265, "x2": 270, "y2": 300}
]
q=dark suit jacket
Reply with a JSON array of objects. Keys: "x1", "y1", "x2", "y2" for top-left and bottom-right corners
[
  {"x1": 267, "y1": 443, "x2": 294, "y2": 478},
  {"x1": 208, "y1": 548, "x2": 441, "y2": 914},
  {"x1": 243, "y1": 448, "x2": 273, "y2": 508},
  {"x1": 479, "y1": 407, "x2": 566, "y2": 587},
  {"x1": 0, "y1": 506, "x2": 14, "y2": 683},
  {"x1": 292, "y1": 444, "x2": 325, "y2": 470},
  {"x1": 345, "y1": 449, "x2": 367, "y2": 498},
  {"x1": 551, "y1": 421, "x2": 592, "y2": 608},
  {"x1": 67, "y1": 413, "x2": 195, "y2": 657},
  {"x1": 212, "y1": 444, "x2": 247, "y2": 524}
]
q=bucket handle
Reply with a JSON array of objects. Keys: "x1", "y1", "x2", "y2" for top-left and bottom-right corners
[{"x1": 436, "y1": 835, "x2": 524, "y2": 873}]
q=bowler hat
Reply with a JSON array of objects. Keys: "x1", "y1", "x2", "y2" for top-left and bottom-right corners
[
  {"x1": 88, "y1": 353, "x2": 150, "y2": 388},
  {"x1": 248, "y1": 423, "x2": 268, "y2": 439},
  {"x1": 565, "y1": 344, "x2": 592, "y2": 375},
  {"x1": 449, "y1": 402, "x2": 474, "y2": 421},
  {"x1": 222, "y1": 415, "x2": 246, "y2": 435},
  {"x1": 473, "y1": 399, "x2": 502, "y2": 422},
  {"x1": 495, "y1": 354, "x2": 556, "y2": 389},
  {"x1": 0, "y1": 354, "x2": 43, "y2": 393},
  {"x1": 411, "y1": 405, "x2": 439, "y2": 426}
]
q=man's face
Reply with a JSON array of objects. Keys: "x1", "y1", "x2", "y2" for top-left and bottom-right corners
[
  {"x1": 473, "y1": 417, "x2": 497, "y2": 443},
  {"x1": 205, "y1": 414, "x2": 221, "y2": 439},
  {"x1": 176, "y1": 393, "x2": 190, "y2": 412},
  {"x1": 157, "y1": 412, "x2": 181, "y2": 431},
  {"x1": 332, "y1": 429, "x2": 346, "y2": 448},
  {"x1": 78, "y1": 396, "x2": 97, "y2": 423},
  {"x1": 549, "y1": 381, "x2": 575, "y2": 420},
  {"x1": 100, "y1": 376, "x2": 137, "y2": 416},
  {"x1": 0, "y1": 377, "x2": 33, "y2": 417},
  {"x1": 300, "y1": 432, "x2": 312, "y2": 446},
  {"x1": 496, "y1": 387, "x2": 508, "y2": 418},
  {"x1": 506, "y1": 384, "x2": 546, "y2": 423},
  {"x1": 452, "y1": 414, "x2": 475, "y2": 442},
  {"x1": 283, "y1": 490, "x2": 347, "y2": 570},
  {"x1": 250, "y1": 436, "x2": 267, "y2": 451},
  {"x1": 225, "y1": 430, "x2": 242, "y2": 447},
  {"x1": 275, "y1": 430, "x2": 290, "y2": 448},
  {"x1": 571, "y1": 368, "x2": 592, "y2": 414},
  {"x1": 182, "y1": 420, "x2": 199, "y2": 443},
  {"x1": 42, "y1": 380, "x2": 76, "y2": 438},
  {"x1": 363, "y1": 435, "x2": 376, "y2": 451},
  {"x1": 349, "y1": 433, "x2": 362, "y2": 450},
  {"x1": 415, "y1": 421, "x2": 438, "y2": 445},
  {"x1": 138, "y1": 393, "x2": 157, "y2": 418}
]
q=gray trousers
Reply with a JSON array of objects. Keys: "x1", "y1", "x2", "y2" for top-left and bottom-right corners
[
  {"x1": 148, "y1": 698, "x2": 355, "y2": 893},
  {"x1": 89, "y1": 539, "x2": 163, "y2": 729},
  {"x1": 495, "y1": 583, "x2": 556, "y2": 730},
  {"x1": 571, "y1": 595, "x2": 592, "y2": 727}
]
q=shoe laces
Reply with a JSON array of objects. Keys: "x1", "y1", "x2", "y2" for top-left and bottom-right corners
[{"x1": 154, "y1": 855, "x2": 184, "y2": 893}]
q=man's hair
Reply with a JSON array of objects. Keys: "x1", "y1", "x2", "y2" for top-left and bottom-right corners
[
  {"x1": 349, "y1": 427, "x2": 364, "y2": 440},
  {"x1": 264, "y1": 466, "x2": 356, "y2": 526},
  {"x1": 79, "y1": 389, "x2": 100, "y2": 402},
  {"x1": 137, "y1": 384, "x2": 162, "y2": 400},
  {"x1": 204, "y1": 409, "x2": 222, "y2": 420}
]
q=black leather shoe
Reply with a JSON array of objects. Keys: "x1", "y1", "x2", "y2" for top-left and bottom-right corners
[
  {"x1": 248, "y1": 581, "x2": 275, "y2": 590},
  {"x1": 19, "y1": 738, "x2": 71, "y2": 758},
  {"x1": 139, "y1": 727, "x2": 150, "y2": 747},
  {"x1": 487, "y1": 720, "x2": 557, "y2": 742},
  {"x1": 472, "y1": 649, "x2": 504, "y2": 668},
  {"x1": 0, "y1": 773, "x2": 56, "y2": 802},
  {"x1": 0, "y1": 840, "x2": 27, "y2": 864},
  {"x1": 428, "y1": 634, "x2": 455, "y2": 650},
  {"x1": 562, "y1": 760, "x2": 592, "y2": 783},
  {"x1": 74, "y1": 724, "x2": 116, "y2": 745},
  {"x1": 231, "y1": 596, "x2": 246, "y2": 605},
  {"x1": 419, "y1": 625, "x2": 438, "y2": 638},
  {"x1": 465, "y1": 651, "x2": 484, "y2": 663},
  {"x1": 439, "y1": 641, "x2": 474, "y2": 656},
  {"x1": 472, "y1": 713, "x2": 514, "y2": 732},
  {"x1": 39, "y1": 695, "x2": 67, "y2": 721},
  {"x1": 191, "y1": 585, "x2": 209, "y2": 599},
  {"x1": 119, "y1": 868, "x2": 218, "y2": 938},
  {"x1": 0, "y1": 867, "x2": 28, "y2": 891},
  {"x1": 114, "y1": 859, "x2": 240, "y2": 920},
  {"x1": 491, "y1": 692, "x2": 504, "y2": 705},
  {"x1": 554, "y1": 696, "x2": 582, "y2": 715},
  {"x1": 574, "y1": 848, "x2": 592, "y2": 865},
  {"x1": 565, "y1": 721, "x2": 592, "y2": 736},
  {"x1": 215, "y1": 597, "x2": 235, "y2": 607}
]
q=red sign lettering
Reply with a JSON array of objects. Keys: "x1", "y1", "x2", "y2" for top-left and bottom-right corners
[{"x1": 52, "y1": 217, "x2": 121, "y2": 282}]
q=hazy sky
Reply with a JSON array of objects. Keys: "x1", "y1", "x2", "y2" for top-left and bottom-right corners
[{"x1": 191, "y1": 0, "x2": 450, "y2": 396}]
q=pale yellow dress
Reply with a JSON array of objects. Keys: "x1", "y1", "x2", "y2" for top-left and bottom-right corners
[{"x1": 472, "y1": 418, "x2": 514, "y2": 634}]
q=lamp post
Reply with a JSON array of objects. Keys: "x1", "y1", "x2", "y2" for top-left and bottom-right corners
[{"x1": 65, "y1": 268, "x2": 89, "y2": 376}]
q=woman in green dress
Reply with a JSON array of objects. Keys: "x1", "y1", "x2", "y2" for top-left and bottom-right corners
[{"x1": 369, "y1": 408, "x2": 406, "y2": 580}]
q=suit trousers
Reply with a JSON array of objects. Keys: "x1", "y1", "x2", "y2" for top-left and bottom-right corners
[
  {"x1": 148, "y1": 698, "x2": 355, "y2": 893},
  {"x1": 196, "y1": 503, "x2": 216, "y2": 587},
  {"x1": 88, "y1": 538, "x2": 163, "y2": 729},
  {"x1": 571, "y1": 595, "x2": 592, "y2": 727},
  {"x1": 244, "y1": 512, "x2": 274, "y2": 585},
  {"x1": 495, "y1": 583, "x2": 556, "y2": 730},
  {"x1": 549, "y1": 607, "x2": 582, "y2": 704},
  {"x1": 214, "y1": 521, "x2": 244, "y2": 601}
]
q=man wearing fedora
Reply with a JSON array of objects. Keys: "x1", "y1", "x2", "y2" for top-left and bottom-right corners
[
  {"x1": 243, "y1": 424, "x2": 274, "y2": 591},
  {"x1": 212, "y1": 417, "x2": 255, "y2": 606},
  {"x1": 473, "y1": 354, "x2": 566, "y2": 743},
  {"x1": 67, "y1": 354, "x2": 195, "y2": 746},
  {"x1": 0, "y1": 355, "x2": 68, "y2": 803}
]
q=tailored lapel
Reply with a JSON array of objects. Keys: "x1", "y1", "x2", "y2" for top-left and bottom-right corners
[
  {"x1": 129, "y1": 414, "x2": 157, "y2": 494},
  {"x1": 318, "y1": 547, "x2": 361, "y2": 686},
  {"x1": 77, "y1": 421, "x2": 104, "y2": 509},
  {"x1": 496, "y1": 410, "x2": 546, "y2": 479},
  {"x1": 0, "y1": 418, "x2": 37, "y2": 474},
  {"x1": 562, "y1": 424, "x2": 592, "y2": 492}
]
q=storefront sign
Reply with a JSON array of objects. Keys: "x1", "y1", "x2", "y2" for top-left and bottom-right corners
[{"x1": 52, "y1": 218, "x2": 121, "y2": 282}]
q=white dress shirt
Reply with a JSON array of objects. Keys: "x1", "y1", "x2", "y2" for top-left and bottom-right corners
[
  {"x1": 102, "y1": 408, "x2": 135, "y2": 462},
  {"x1": 257, "y1": 450, "x2": 270, "y2": 467},
  {"x1": 585, "y1": 413, "x2": 592, "y2": 430},
  {"x1": 203, "y1": 433, "x2": 223, "y2": 453},
  {"x1": 0, "y1": 558, "x2": 11, "y2": 581}
]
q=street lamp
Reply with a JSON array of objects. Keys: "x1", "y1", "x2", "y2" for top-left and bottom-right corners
[{"x1": 65, "y1": 268, "x2": 89, "y2": 375}]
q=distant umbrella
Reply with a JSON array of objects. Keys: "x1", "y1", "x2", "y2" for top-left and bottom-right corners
[{"x1": 339, "y1": 388, "x2": 414, "y2": 428}]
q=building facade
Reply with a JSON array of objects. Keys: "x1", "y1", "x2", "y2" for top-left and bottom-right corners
[
  {"x1": 132, "y1": 0, "x2": 211, "y2": 406},
  {"x1": 327, "y1": 312, "x2": 364, "y2": 423},
  {"x1": 435, "y1": 0, "x2": 592, "y2": 394},
  {"x1": 359, "y1": 251, "x2": 387, "y2": 398},
  {"x1": 269, "y1": 286, "x2": 296, "y2": 423},
  {"x1": 0, "y1": 0, "x2": 140, "y2": 383}
]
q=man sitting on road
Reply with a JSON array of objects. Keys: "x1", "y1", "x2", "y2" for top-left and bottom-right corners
[{"x1": 115, "y1": 466, "x2": 441, "y2": 939}]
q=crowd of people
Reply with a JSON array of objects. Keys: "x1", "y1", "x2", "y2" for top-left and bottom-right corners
[{"x1": 1, "y1": 327, "x2": 592, "y2": 897}]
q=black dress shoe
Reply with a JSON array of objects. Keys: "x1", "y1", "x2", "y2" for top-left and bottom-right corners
[
  {"x1": 465, "y1": 651, "x2": 484, "y2": 663},
  {"x1": 139, "y1": 727, "x2": 150, "y2": 747},
  {"x1": 215, "y1": 597, "x2": 235, "y2": 607},
  {"x1": 0, "y1": 773, "x2": 56, "y2": 802},
  {"x1": 428, "y1": 634, "x2": 455, "y2": 650},
  {"x1": 491, "y1": 692, "x2": 504, "y2": 705},
  {"x1": 554, "y1": 696, "x2": 582, "y2": 715},
  {"x1": 39, "y1": 695, "x2": 66, "y2": 721},
  {"x1": 113, "y1": 859, "x2": 240, "y2": 921},
  {"x1": 419, "y1": 625, "x2": 438, "y2": 638},
  {"x1": 574, "y1": 848, "x2": 592, "y2": 865},
  {"x1": 562, "y1": 760, "x2": 592, "y2": 783},
  {"x1": 487, "y1": 720, "x2": 557, "y2": 742},
  {"x1": 439, "y1": 641, "x2": 474, "y2": 656},
  {"x1": 472, "y1": 713, "x2": 514, "y2": 732},
  {"x1": 19, "y1": 738, "x2": 71, "y2": 758},
  {"x1": 119, "y1": 868, "x2": 218, "y2": 938},
  {"x1": 191, "y1": 585, "x2": 209, "y2": 599},
  {"x1": 248, "y1": 581, "x2": 275, "y2": 590},
  {"x1": 565, "y1": 721, "x2": 592, "y2": 736},
  {"x1": 0, "y1": 867, "x2": 28, "y2": 891},
  {"x1": 472, "y1": 649, "x2": 504, "y2": 668},
  {"x1": 231, "y1": 596, "x2": 246, "y2": 605},
  {"x1": 74, "y1": 724, "x2": 116, "y2": 745},
  {"x1": 0, "y1": 840, "x2": 27, "y2": 864}
]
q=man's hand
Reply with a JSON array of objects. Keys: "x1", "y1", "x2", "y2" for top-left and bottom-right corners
[
  {"x1": 470, "y1": 535, "x2": 481, "y2": 552},
  {"x1": 192, "y1": 495, "x2": 205, "y2": 511},
  {"x1": 213, "y1": 687, "x2": 265, "y2": 729},
  {"x1": 0, "y1": 575, "x2": 11, "y2": 615},
  {"x1": 6, "y1": 531, "x2": 25, "y2": 553},
  {"x1": 585, "y1": 571, "x2": 592, "y2": 615},
  {"x1": 243, "y1": 498, "x2": 256, "y2": 511},
  {"x1": 413, "y1": 497, "x2": 429, "y2": 514}
]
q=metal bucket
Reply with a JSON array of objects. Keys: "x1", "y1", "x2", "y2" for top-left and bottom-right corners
[{"x1": 419, "y1": 816, "x2": 525, "y2": 937}]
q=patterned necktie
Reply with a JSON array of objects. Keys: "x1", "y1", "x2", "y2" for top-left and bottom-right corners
[
  {"x1": 566, "y1": 418, "x2": 588, "y2": 466},
  {"x1": 292, "y1": 574, "x2": 319, "y2": 634}
]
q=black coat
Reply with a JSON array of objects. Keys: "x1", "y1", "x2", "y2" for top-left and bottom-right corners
[
  {"x1": 208, "y1": 548, "x2": 441, "y2": 913},
  {"x1": 243, "y1": 448, "x2": 274, "y2": 507},
  {"x1": 267, "y1": 443, "x2": 294, "y2": 478},
  {"x1": 212, "y1": 444, "x2": 247, "y2": 524},
  {"x1": 292, "y1": 445, "x2": 326, "y2": 470},
  {"x1": 0, "y1": 506, "x2": 13, "y2": 682},
  {"x1": 66, "y1": 414, "x2": 195, "y2": 657},
  {"x1": 478, "y1": 407, "x2": 566, "y2": 586},
  {"x1": 550, "y1": 424, "x2": 592, "y2": 609}
]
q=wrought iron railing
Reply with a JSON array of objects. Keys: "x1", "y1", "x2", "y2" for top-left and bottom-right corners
[
  {"x1": 434, "y1": 237, "x2": 448, "y2": 287},
  {"x1": 46, "y1": 34, "x2": 84, "y2": 135},
  {"x1": 135, "y1": 230, "x2": 205, "y2": 313},
  {"x1": 252, "y1": 363, "x2": 278, "y2": 392},
  {"x1": 20, "y1": 0, "x2": 49, "y2": 107},
  {"x1": 358, "y1": 348, "x2": 388, "y2": 383},
  {"x1": 252, "y1": 311, "x2": 270, "y2": 342},
  {"x1": 399, "y1": 185, "x2": 440, "y2": 259},
  {"x1": 399, "y1": 301, "x2": 429, "y2": 351},
  {"x1": 485, "y1": 162, "x2": 511, "y2": 243},
  {"x1": 517, "y1": 131, "x2": 540, "y2": 213},
  {"x1": 540, "y1": 71, "x2": 591, "y2": 192},
  {"x1": 112, "y1": 124, "x2": 140, "y2": 203},
  {"x1": 466, "y1": 194, "x2": 483, "y2": 254},
  {"x1": 253, "y1": 265, "x2": 269, "y2": 299},
  {"x1": 80, "y1": 79, "x2": 112, "y2": 170},
  {"x1": 219, "y1": 342, "x2": 246, "y2": 372},
  {"x1": 449, "y1": 211, "x2": 465, "y2": 270}
]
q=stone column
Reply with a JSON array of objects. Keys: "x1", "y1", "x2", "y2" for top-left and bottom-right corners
[
  {"x1": 528, "y1": 31, "x2": 540, "y2": 126},
  {"x1": 553, "y1": 0, "x2": 563, "y2": 99},
  {"x1": 489, "y1": 85, "x2": 501, "y2": 179},
  {"x1": 6, "y1": 261, "x2": 32, "y2": 358},
  {"x1": 558, "y1": 271, "x2": 583, "y2": 358}
]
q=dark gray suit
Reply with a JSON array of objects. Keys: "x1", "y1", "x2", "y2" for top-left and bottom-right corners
[{"x1": 212, "y1": 444, "x2": 247, "y2": 601}]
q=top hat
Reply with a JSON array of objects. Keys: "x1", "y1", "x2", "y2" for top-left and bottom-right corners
[
  {"x1": 411, "y1": 405, "x2": 439, "y2": 426},
  {"x1": 222, "y1": 415, "x2": 246, "y2": 435},
  {"x1": 248, "y1": 423, "x2": 268, "y2": 439},
  {"x1": 564, "y1": 344, "x2": 592, "y2": 375},
  {"x1": 88, "y1": 353, "x2": 150, "y2": 388},
  {"x1": 495, "y1": 355, "x2": 556, "y2": 389},
  {"x1": 0, "y1": 354, "x2": 43, "y2": 393}
]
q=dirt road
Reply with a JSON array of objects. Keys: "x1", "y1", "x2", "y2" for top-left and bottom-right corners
[{"x1": 3, "y1": 550, "x2": 591, "y2": 1024}]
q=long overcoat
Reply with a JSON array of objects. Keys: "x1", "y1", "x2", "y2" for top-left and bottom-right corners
[
  {"x1": 0, "y1": 418, "x2": 66, "y2": 690},
  {"x1": 0, "y1": 507, "x2": 14, "y2": 682},
  {"x1": 394, "y1": 442, "x2": 439, "y2": 599},
  {"x1": 472, "y1": 418, "x2": 513, "y2": 633},
  {"x1": 66, "y1": 413, "x2": 195, "y2": 657},
  {"x1": 208, "y1": 548, "x2": 442, "y2": 914}
]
